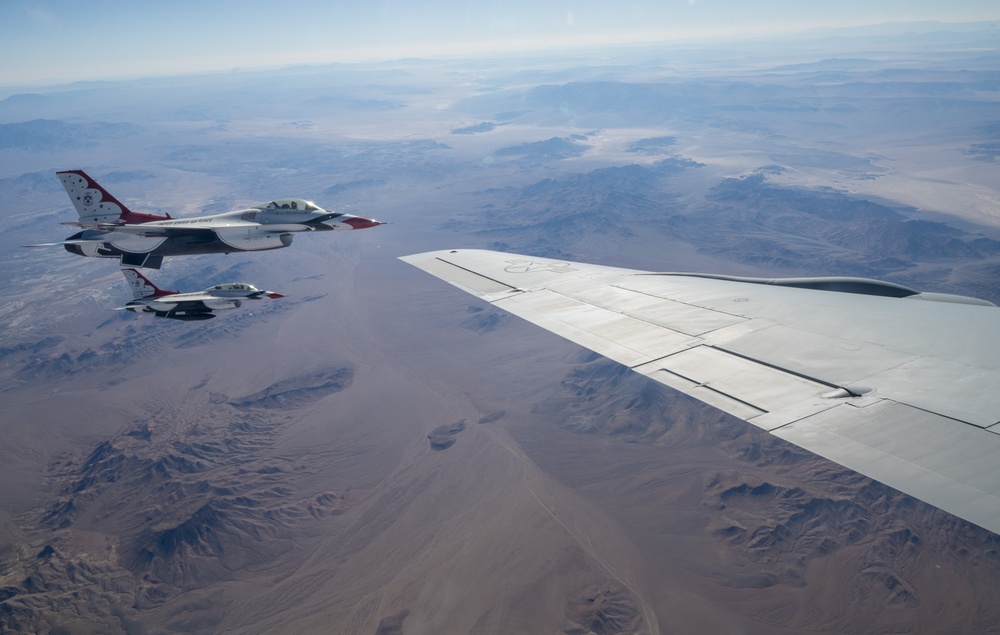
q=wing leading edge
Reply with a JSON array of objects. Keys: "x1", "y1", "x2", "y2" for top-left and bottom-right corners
[{"x1": 401, "y1": 249, "x2": 1000, "y2": 535}]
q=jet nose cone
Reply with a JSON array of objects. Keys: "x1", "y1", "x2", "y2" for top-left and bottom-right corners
[
  {"x1": 342, "y1": 216, "x2": 384, "y2": 230},
  {"x1": 266, "y1": 292, "x2": 285, "y2": 299}
]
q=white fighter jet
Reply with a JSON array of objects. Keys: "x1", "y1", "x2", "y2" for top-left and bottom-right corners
[
  {"x1": 29, "y1": 170, "x2": 384, "y2": 269},
  {"x1": 117, "y1": 268, "x2": 284, "y2": 321}
]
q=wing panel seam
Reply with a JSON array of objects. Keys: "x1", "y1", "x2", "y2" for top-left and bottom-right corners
[
  {"x1": 544, "y1": 287, "x2": 700, "y2": 339},
  {"x1": 712, "y1": 344, "x2": 843, "y2": 390},
  {"x1": 652, "y1": 366, "x2": 768, "y2": 415},
  {"x1": 611, "y1": 281, "x2": 748, "y2": 320},
  {"x1": 435, "y1": 256, "x2": 522, "y2": 295}
]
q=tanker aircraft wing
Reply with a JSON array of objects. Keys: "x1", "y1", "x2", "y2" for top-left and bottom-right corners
[{"x1": 401, "y1": 248, "x2": 1000, "y2": 535}]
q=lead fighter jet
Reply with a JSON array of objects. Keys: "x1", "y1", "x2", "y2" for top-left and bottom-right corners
[
  {"x1": 30, "y1": 170, "x2": 384, "y2": 269},
  {"x1": 118, "y1": 268, "x2": 284, "y2": 320}
]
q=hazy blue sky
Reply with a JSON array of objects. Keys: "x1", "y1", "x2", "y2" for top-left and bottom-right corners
[{"x1": 2, "y1": 0, "x2": 999, "y2": 86}]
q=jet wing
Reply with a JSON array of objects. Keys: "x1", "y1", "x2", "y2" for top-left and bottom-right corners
[
  {"x1": 59, "y1": 222, "x2": 260, "y2": 238},
  {"x1": 25, "y1": 239, "x2": 102, "y2": 247},
  {"x1": 162, "y1": 300, "x2": 211, "y2": 310},
  {"x1": 401, "y1": 249, "x2": 1000, "y2": 535},
  {"x1": 153, "y1": 300, "x2": 215, "y2": 320}
]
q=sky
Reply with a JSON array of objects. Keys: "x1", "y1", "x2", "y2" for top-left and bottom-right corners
[{"x1": 2, "y1": 0, "x2": 999, "y2": 86}]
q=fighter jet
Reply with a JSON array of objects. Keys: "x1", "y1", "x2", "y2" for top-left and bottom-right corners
[
  {"x1": 117, "y1": 268, "x2": 284, "y2": 321},
  {"x1": 29, "y1": 170, "x2": 384, "y2": 269}
]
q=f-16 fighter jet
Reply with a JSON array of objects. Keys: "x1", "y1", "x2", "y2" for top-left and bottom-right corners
[
  {"x1": 31, "y1": 170, "x2": 384, "y2": 269},
  {"x1": 117, "y1": 268, "x2": 284, "y2": 321}
]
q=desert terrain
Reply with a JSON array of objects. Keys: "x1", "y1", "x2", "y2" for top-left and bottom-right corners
[{"x1": 1, "y1": 24, "x2": 999, "y2": 634}]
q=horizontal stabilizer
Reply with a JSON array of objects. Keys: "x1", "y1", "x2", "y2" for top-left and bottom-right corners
[{"x1": 120, "y1": 252, "x2": 163, "y2": 269}]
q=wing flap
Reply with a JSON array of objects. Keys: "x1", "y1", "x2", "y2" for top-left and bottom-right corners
[
  {"x1": 414, "y1": 255, "x2": 521, "y2": 299},
  {"x1": 565, "y1": 284, "x2": 747, "y2": 336},
  {"x1": 864, "y1": 358, "x2": 1000, "y2": 429},
  {"x1": 775, "y1": 400, "x2": 1000, "y2": 531},
  {"x1": 404, "y1": 250, "x2": 702, "y2": 366},
  {"x1": 719, "y1": 324, "x2": 916, "y2": 385},
  {"x1": 495, "y1": 289, "x2": 699, "y2": 368},
  {"x1": 402, "y1": 249, "x2": 631, "y2": 294},
  {"x1": 633, "y1": 346, "x2": 839, "y2": 429},
  {"x1": 716, "y1": 324, "x2": 1000, "y2": 428}
]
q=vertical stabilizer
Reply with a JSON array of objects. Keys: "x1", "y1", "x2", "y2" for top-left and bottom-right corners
[
  {"x1": 121, "y1": 268, "x2": 176, "y2": 300},
  {"x1": 57, "y1": 170, "x2": 169, "y2": 224}
]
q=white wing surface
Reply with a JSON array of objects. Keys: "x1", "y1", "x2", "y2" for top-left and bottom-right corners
[{"x1": 401, "y1": 249, "x2": 1000, "y2": 535}]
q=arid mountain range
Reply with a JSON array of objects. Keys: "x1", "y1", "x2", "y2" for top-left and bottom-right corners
[{"x1": 1, "y1": 24, "x2": 999, "y2": 633}]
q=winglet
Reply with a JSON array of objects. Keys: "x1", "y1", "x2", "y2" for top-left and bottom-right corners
[{"x1": 57, "y1": 170, "x2": 170, "y2": 225}]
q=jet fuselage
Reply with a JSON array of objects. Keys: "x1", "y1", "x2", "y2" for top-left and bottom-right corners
[
  {"x1": 120, "y1": 270, "x2": 284, "y2": 320},
  {"x1": 47, "y1": 169, "x2": 383, "y2": 269}
]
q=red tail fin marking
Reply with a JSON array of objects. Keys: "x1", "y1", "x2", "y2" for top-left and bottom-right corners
[
  {"x1": 57, "y1": 169, "x2": 171, "y2": 224},
  {"x1": 124, "y1": 268, "x2": 178, "y2": 297}
]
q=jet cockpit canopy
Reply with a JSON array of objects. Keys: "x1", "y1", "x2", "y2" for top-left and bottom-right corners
[
  {"x1": 213, "y1": 283, "x2": 259, "y2": 291},
  {"x1": 254, "y1": 198, "x2": 323, "y2": 212}
]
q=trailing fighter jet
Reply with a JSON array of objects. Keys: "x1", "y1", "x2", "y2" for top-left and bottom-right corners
[
  {"x1": 117, "y1": 268, "x2": 284, "y2": 321},
  {"x1": 28, "y1": 170, "x2": 384, "y2": 269}
]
